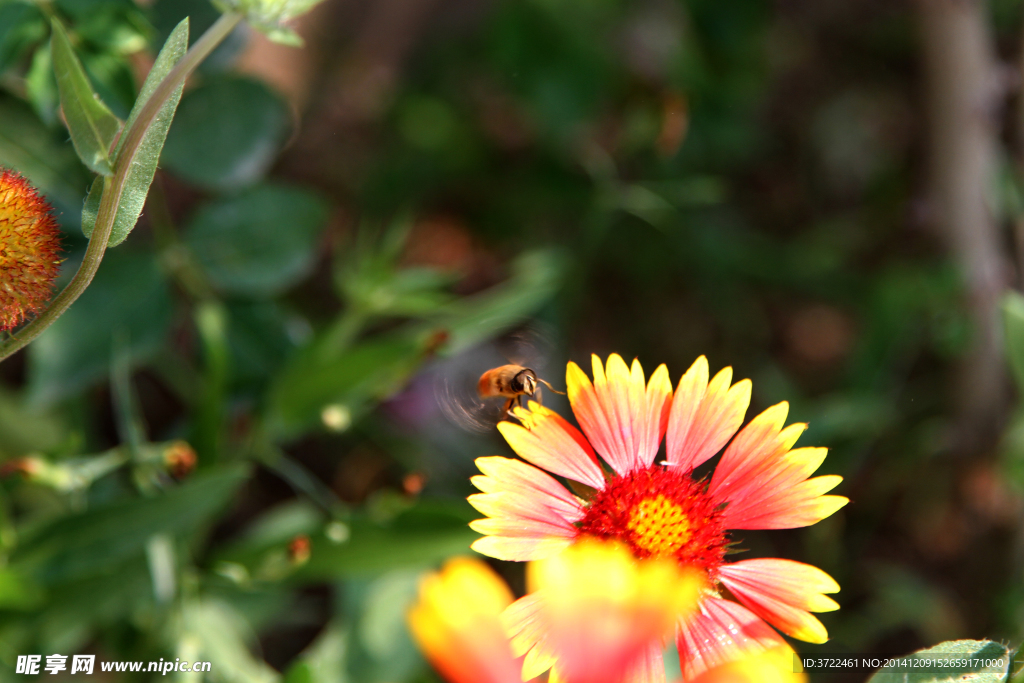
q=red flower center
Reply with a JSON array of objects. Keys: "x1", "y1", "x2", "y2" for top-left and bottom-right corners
[{"x1": 576, "y1": 464, "x2": 728, "y2": 575}]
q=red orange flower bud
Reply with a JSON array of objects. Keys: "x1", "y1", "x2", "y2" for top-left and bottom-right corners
[
  {"x1": 288, "y1": 534, "x2": 311, "y2": 565},
  {"x1": 0, "y1": 170, "x2": 62, "y2": 332},
  {"x1": 163, "y1": 441, "x2": 198, "y2": 479}
]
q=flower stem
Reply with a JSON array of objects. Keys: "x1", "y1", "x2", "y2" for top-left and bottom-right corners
[{"x1": 0, "y1": 11, "x2": 242, "y2": 363}]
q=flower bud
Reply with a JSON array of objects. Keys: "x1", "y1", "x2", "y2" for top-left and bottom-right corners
[
  {"x1": 0, "y1": 170, "x2": 62, "y2": 332},
  {"x1": 213, "y1": 0, "x2": 324, "y2": 45},
  {"x1": 163, "y1": 441, "x2": 198, "y2": 479}
]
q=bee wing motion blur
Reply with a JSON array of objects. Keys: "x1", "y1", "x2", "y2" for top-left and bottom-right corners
[
  {"x1": 437, "y1": 371, "x2": 505, "y2": 433},
  {"x1": 435, "y1": 327, "x2": 563, "y2": 432},
  {"x1": 437, "y1": 364, "x2": 564, "y2": 433}
]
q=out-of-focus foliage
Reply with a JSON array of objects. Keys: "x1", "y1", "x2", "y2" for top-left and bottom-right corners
[{"x1": 0, "y1": 0, "x2": 1023, "y2": 681}]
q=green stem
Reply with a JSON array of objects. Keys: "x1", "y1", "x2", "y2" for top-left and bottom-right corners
[{"x1": 0, "y1": 12, "x2": 242, "y2": 363}]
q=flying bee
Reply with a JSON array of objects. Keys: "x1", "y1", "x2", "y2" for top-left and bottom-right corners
[
  {"x1": 435, "y1": 327, "x2": 562, "y2": 432},
  {"x1": 477, "y1": 364, "x2": 563, "y2": 416}
]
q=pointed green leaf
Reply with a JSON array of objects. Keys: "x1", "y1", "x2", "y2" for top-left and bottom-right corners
[
  {"x1": 865, "y1": 640, "x2": 1011, "y2": 683},
  {"x1": 82, "y1": 18, "x2": 189, "y2": 246},
  {"x1": 50, "y1": 18, "x2": 120, "y2": 175}
]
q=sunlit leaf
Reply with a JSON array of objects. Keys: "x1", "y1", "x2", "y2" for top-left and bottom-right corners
[
  {"x1": 49, "y1": 18, "x2": 121, "y2": 175},
  {"x1": 81, "y1": 18, "x2": 189, "y2": 246}
]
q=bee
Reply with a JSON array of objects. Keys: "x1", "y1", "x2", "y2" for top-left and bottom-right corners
[
  {"x1": 435, "y1": 328, "x2": 563, "y2": 432},
  {"x1": 477, "y1": 364, "x2": 562, "y2": 416}
]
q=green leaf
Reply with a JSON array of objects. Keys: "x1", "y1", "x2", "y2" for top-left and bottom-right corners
[
  {"x1": 284, "y1": 623, "x2": 347, "y2": 683},
  {"x1": 0, "y1": 93, "x2": 92, "y2": 223},
  {"x1": 27, "y1": 249, "x2": 173, "y2": 407},
  {"x1": 217, "y1": 498, "x2": 478, "y2": 579},
  {"x1": 81, "y1": 18, "x2": 189, "y2": 246},
  {"x1": 184, "y1": 184, "x2": 330, "y2": 296},
  {"x1": 265, "y1": 329, "x2": 429, "y2": 439},
  {"x1": 299, "y1": 499, "x2": 478, "y2": 578},
  {"x1": 1003, "y1": 291, "x2": 1024, "y2": 394},
  {"x1": 11, "y1": 466, "x2": 249, "y2": 586},
  {"x1": 19, "y1": 557, "x2": 152, "y2": 646},
  {"x1": 865, "y1": 640, "x2": 1011, "y2": 683},
  {"x1": 180, "y1": 598, "x2": 281, "y2": 683},
  {"x1": 345, "y1": 570, "x2": 424, "y2": 683},
  {"x1": 226, "y1": 300, "x2": 301, "y2": 392},
  {"x1": 49, "y1": 18, "x2": 121, "y2": 175},
  {"x1": 162, "y1": 76, "x2": 289, "y2": 189},
  {"x1": 264, "y1": 248, "x2": 563, "y2": 438}
]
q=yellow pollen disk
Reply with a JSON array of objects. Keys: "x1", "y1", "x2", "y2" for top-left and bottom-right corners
[{"x1": 627, "y1": 494, "x2": 692, "y2": 557}]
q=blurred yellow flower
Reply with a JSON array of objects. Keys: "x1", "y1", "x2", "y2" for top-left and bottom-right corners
[
  {"x1": 408, "y1": 541, "x2": 704, "y2": 683},
  {"x1": 407, "y1": 557, "x2": 522, "y2": 683},
  {"x1": 688, "y1": 647, "x2": 806, "y2": 683},
  {"x1": 520, "y1": 539, "x2": 705, "y2": 683}
]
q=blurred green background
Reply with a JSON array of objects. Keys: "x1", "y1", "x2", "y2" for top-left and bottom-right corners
[{"x1": 2, "y1": 0, "x2": 1024, "y2": 681}]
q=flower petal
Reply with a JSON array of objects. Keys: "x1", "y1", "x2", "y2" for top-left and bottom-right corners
[
  {"x1": 623, "y1": 642, "x2": 665, "y2": 683},
  {"x1": 471, "y1": 535, "x2": 574, "y2": 562},
  {"x1": 498, "y1": 404, "x2": 606, "y2": 489},
  {"x1": 504, "y1": 593, "x2": 557, "y2": 680},
  {"x1": 472, "y1": 456, "x2": 584, "y2": 523},
  {"x1": 666, "y1": 357, "x2": 752, "y2": 472},
  {"x1": 408, "y1": 557, "x2": 523, "y2": 683},
  {"x1": 677, "y1": 597, "x2": 790, "y2": 681},
  {"x1": 566, "y1": 354, "x2": 672, "y2": 475},
  {"x1": 708, "y1": 402, "x2": 847, "y2": 529},
  {"x1": 469, "y1": 456, "x2": 584, "y2": 562},
  {"x1": 719, "y1": 559, "x2": 840, "y2": 644}
]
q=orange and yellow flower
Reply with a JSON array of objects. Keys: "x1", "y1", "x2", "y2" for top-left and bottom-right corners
[
  {"x1": 408, "y1": 557, "x2": 523, "y2": 683},
  {"x1": 0, "y1": 169, "x2": 62, "y2": 331},
  {"x1": 469, "y1": 354, "x2": 848, "y2": 682},
  {"x1": 408, "y1": 541, "x2": 704, "y2": 683}
]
